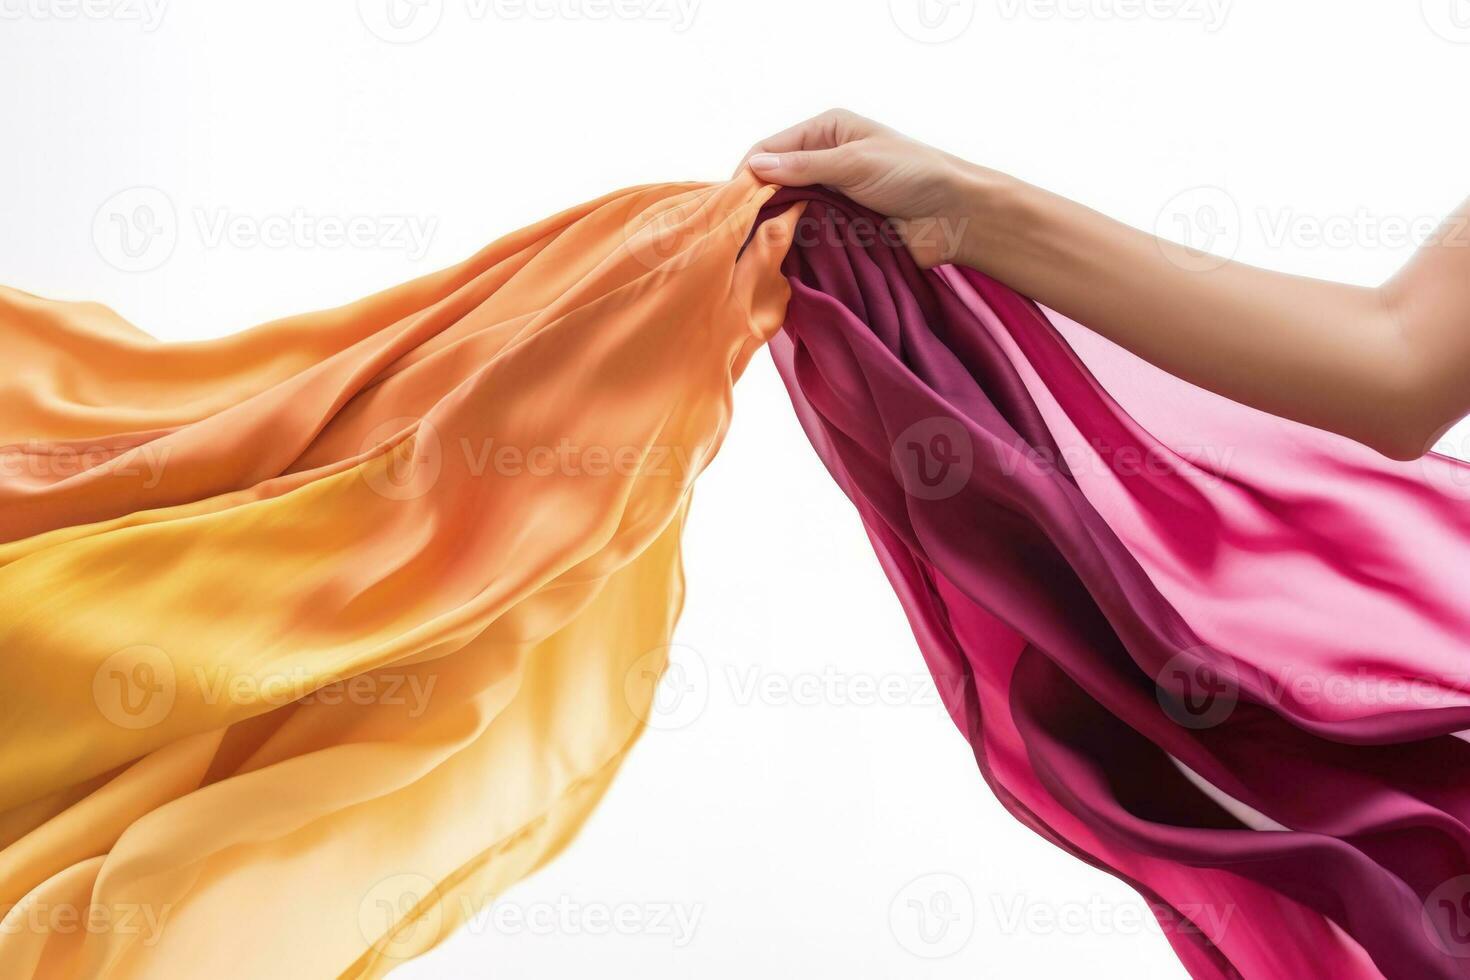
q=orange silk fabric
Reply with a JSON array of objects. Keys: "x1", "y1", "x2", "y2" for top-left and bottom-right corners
[{"x1": 0, "y1": 176, "x2": 799, "y2": 978}]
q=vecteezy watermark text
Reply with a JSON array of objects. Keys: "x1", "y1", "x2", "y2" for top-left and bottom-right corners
[
  {"x1": 357, "y1": 0, "x2": 699, "y2": 43},
  {"x1": 93, "y1": 187, "x2": 438, "y2": 273},
  {"x1": 0, "y1": 0, "x2": 167, "y2": 29},
  {"x1": 1, "y1": 441, "x2": 172, "y2": 488},
  {"x1": 995, "y1": 0, "x2": 1231, "y2": 30},
  {"x1": 0, "y1": 899, "x2": 172, "y2": 945}
]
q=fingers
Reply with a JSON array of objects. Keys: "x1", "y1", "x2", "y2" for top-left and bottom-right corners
[
  {"x1": 745, "y1": 145, "x2": 858, "y2": 188},
  {"x1": 732, "y1": 108, "x2": 878, "y2": 178},
  {"x1": 732, "y1": 127, "x2": 812, "y2": 180}
]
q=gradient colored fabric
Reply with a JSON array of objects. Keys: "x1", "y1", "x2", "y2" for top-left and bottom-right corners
[
  {"x1": 766, "y1": 188, "x2": 1470, "y2": 980},
  {"x1": 3, "y1": 178, "x2": 1470, "y2": 979},
  {"x1": 0, "y1": 176, "x2": 800, "y2": 977}
]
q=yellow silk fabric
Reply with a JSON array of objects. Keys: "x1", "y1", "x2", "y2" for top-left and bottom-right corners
[{"x1": 0, "y1": 176, "x2": 799, "y2": 977}]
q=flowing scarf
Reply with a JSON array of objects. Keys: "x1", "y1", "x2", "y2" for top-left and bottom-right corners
[{"x1": 2, "y1": 175, "x2": 1469, "y2": 979}]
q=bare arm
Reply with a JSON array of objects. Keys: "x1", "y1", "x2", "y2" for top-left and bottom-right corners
[{"x1": 740, "y1": 109, "x2": 1470, "y2": 460}]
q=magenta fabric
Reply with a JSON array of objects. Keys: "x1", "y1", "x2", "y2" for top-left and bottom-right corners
[{"x1": 761, "y1": 190, "x2": 1470, "y2": 979}]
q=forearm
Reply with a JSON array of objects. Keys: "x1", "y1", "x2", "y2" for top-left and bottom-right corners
[{"x1": 947, "y1": 167, "x2": 1457, "y2": 459}]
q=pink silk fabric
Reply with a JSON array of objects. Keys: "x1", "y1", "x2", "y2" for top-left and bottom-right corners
[{"x1": 767, "y1": 188, "x2": 1470, "y2": 979}]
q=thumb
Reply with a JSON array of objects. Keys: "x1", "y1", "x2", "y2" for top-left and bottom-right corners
[{"x1": 747, "y1": 146, "x2": 854, "y2": 188}]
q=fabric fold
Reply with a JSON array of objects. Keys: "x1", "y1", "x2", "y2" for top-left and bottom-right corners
[
  {"x1": 4, "y1": 177, "x2": 1470, "y2": 980},
  {"x1": 0, "y1": 176, "x2": 800, "y2": 977},
  {"x1": 766, "y1": 187, "x2": 1470, "y2": 980}
]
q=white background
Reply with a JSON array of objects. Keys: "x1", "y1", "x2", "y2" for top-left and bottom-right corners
[{"x1": 5, "y1": 1, "x2": 1470, "y2": 976}]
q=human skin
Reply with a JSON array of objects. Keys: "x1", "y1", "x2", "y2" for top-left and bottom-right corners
[{"x1": 738, "y1": 109, "x2": 1470, "y2": 461}]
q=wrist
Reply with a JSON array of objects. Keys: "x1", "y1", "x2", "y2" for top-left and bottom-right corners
[{"x1": 944, "y1": 162, "x2": 1024, "y2": 270}]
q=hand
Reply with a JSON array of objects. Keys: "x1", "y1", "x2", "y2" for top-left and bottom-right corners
[{"x1": 735, "y1": 109, "x2": 981, "y2": 268}]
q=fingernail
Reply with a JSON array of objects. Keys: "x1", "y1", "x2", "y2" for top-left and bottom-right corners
[{"x1": 748, "y1": 153, "x2": 782, "y2": 172}]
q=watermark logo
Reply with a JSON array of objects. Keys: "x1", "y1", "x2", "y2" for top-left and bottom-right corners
[
  {"x1": 1155, "y1": 185, "x2": 1241, "y2": 272},
  {"x1": 619, "y1": 189, "x2": 717, "y2": 272},
  {"x1": 93, "y1": 187, "x2": 177, "y2": 274},
  {"x1": 93, "y1": 189, "x2": 437, "y2": 272},
  {"x1": 358, "y1": 0, "x2": 444, "y2": 42},
  {"x1": 360, "y1": 417, "x2": 444, "y2": 501},
  {"x1": 1423, "y1": 425, "x2": 1470, "y2": 501},
  {"x1": 355, "y1": 426, "x2": 708, "y2": 499},
  {"x1": 1155, "y1": 647, "x2": 1239, "y2": 729},
  {"x1": 1157, "y1": 192, "x2": 1470, "y2": 267},
  {"x1": 889, "y1": 0, "x2": 976, "y2": 43},
  {"x1": 1423, "y1": 0, "x2": 1470, "y2": 43},
  {"x1": 359, "y1": 873, "x2": 444, "y2": 960},
  {"x1": 93, "y1": 644, "x2": 177, "y2": 729},
  {"x1": 890, "y1": 416, "x2": 974, "y2": 501},
  {"x1": 1424, "y1": 876, "x2": 1470, "y2": 957},
  {"x1": 623, "y1": 643, "x2": 708, "y2": 731},
  {"x1": 889, "y1": 872, "x2": 975, "y2": 958}
]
